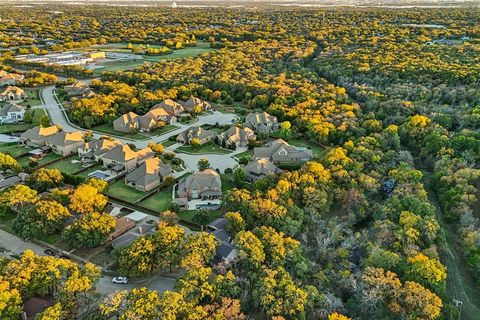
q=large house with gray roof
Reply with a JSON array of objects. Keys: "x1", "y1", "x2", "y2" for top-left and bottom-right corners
[
  {"x1": 78, "y1": 137, "x2": 123, "y2": 160},
  {"x1": 243, "y1": 158, "x2": 283, "y2": 182},
  {"x1": 176, "y1": 126, "x2": 217, "y2": 145},
  {"x1": 125, "y1": 157, "x2": 172, "y2": 192},
  {"x1": 99, "y1": 144, "x2": 154, "y2": 173},
  {"x1": 0, "y1": 86, "x2": 26, "y2": 102},
  {"x1": 254, "y1": 139, "x2": 313, "y2": 165},
  {"x1": 217, "y1": 126, "x2": 256, "y2": 148},
  {"x1": 180, "y1": 97, "x2": 211, "y2": 113},
  {"x1": 20, "y1": 125, "x2": 59, "y2": 147},
  {"x1": 177, "y1": 169, "x2": 222, "y2": 200},
  {"x1": 0, "y1": 102, "x2": 25, "y2": 124},
  {"x1": 153, "y1": 99, "x2": 185, "y2": 117},
  {"x1": 244, "y1": 112, "x2": 279, "y2": 133},
  {"x1": 45, "y1": 131, "x2": 84, "y2": 156}
]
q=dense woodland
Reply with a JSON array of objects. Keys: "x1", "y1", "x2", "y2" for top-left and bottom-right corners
[{"x1": 0, "y1": 3, "x2": 479, "y2": 320}]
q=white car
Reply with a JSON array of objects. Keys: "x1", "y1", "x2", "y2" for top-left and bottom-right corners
[{"x1": 111, "y1": 277, "x2": 128, "y2": 284}]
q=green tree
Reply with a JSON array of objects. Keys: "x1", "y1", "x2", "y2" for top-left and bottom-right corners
[{"x1": 197, "y1": 158, "x2": 210, "y2": 171}]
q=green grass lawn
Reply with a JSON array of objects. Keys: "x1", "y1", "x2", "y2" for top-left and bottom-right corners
[
  {"x1": 0, "y1": 211, "x2": 15, "y2": 234},
  {"x1": 289, "y1": 139, "x2": 326, "y2": 158},
  {"x1": 235, "y1": 148, "x2": 254, "y2": 160},
  {"x1": 151, "y1": 124, "x2": 179, "y2": 135},
  {"x1": 138, "y1": 187, "x2": 173, "y2": 212},
  {"x1": 18, "y1": 152, "x2": 62, "y2": 169},
  {"x1": 93, "y1": 124, "x2": 148, "y2": 140},
  {"x1": 105, "y1": 180, "x2": 145, "y2": 203},
  {"x1": 18, "y1": 89, "x2": 42, "y2": 107},
  {"x1": 45, "y1": 157, "x2": 85, "y2": 174},
  {"x1": 0, "y1": 144, "x2": 31, "y2": 157},
  {"x1": 161, "y1": 140, "x2": 177, "y2": 147},
  {"x1": 176, "y1": 142, "x2": 232, "y2": 155}
]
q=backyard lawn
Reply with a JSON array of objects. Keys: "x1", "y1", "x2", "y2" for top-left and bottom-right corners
[
  {"x1": 75, "y1": 163, "x2": 104, "y2": 177},
  {"x1": 18, "y1": 152, "x2": 62, "y2": 168},
  {"x1": 221, "y1": 174, "x2": 235, "y2": 193},
  {"x1": 45, "y1": 156, "x2": 85, "y2": 174},
  {"x1": 0, "y1": 144, "x2": 31, "y2": 157},
  {"x1": 176, "y1": 142, "x2": 231, "y2": 155},
  {"x1": 93, "y1": 124, "x2": 148, "y2": 140},
  {"x1": 105, "y1": 180, "x2": 145, "y2": 203},
  {"x1": 138, "y1": 187, "x2": 173, "y2": 212},
  {"x1": 289, "y1": 139, "x2": 326, "y2": 158}
]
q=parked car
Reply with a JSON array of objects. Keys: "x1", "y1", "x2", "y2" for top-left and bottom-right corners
[
  {"x1": 112, "y1": 277, "x2": 128, "y2": 284},
  {"x1": 44, "y1": 249, "x2": 57, "y2": 256}
]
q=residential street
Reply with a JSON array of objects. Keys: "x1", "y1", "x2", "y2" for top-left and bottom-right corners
[
  {"x1": 40, "y1": 85, "x2": 245, "y2": 172},
  {"x1": 0, "y1": 229, "x2": 46, "y2": 257},
  {"x1": 96, "y1": 275, "x2": 176, "y2": 297}
]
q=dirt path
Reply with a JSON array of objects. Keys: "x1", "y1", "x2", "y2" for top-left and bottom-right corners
[{"x1": 422, "y1": 172, "x2": 480, "y2": 320}]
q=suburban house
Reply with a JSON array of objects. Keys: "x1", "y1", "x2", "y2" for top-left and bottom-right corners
[
  {"x1": 45, "y1": 131, "x2": 84, "y2": 156},
  {"x1": 108, "y1": 216, "x2": 136, "y2": 241},
  {"x1": 19, "y1": 125, "x2": 59, "y2": 147},
  {"x1": 217, "y1": 126, "x2": 256, "y2": 148},
  {"x1": 177, "y1": 169, "x2": 222, "y2": 200},
  {"x1": 78, "y1": 137, "x2": 123, "y2": 160},
  {"x1": 176, "y1": 126, "x2": 217, "y2": 145},
  {"x1": 0, "y1": 102, "x2": 26, "y2": 124},
  {"x1": 63, "y1": 81, "x2": 95, "y2": 98},
  {"x1": 207, "y1": 217, "x2": 238, "y2": 264},
  {"x1": 0, "y1": 86, "x2": 26, "y2": 101},
  {"x1": 243, "y1": 158, "x2": 283, "y2": 182},
  {"x1": 153, "y1": 99, "x2": 185, "y2": 117},
  {"x1": 0, "y1": 70, "x2": 24, "y2": 86},
  {"x1": 244, "y1": 112, "x2": 279, "y2": 133},
  {"x1": 125, "y1": 157, "x2": 173, "y2": 192},
  {"x1": 254, "y1": 139, "x2": 313, "y2": 165},
  {"x1": 113, "y1": 112, "x2": 140, "y2": 133},
  {"x1": 180, "y1": 97, "x2": 211, "y2": 113},
  {"x1": 99, "y1": 144, "x2": 154, "y2": 173},
  {"x1": 144, "y1": 107, "x2": 177, "y2": 125}
]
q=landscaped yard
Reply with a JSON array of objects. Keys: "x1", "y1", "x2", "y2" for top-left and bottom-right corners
[
  {"x1": 75, "y1": 163, "x2": 104, "y2": 178},
  {"x1": 138, "y1": 187, "x2": 173, "y2": 212},
  {"x1": 17, "y1": 152, "x2": 62, "y2": 168},
  {"x1": 176, "y1": 142, "x2": 232, "y2": 155},
  {"x1": 105, "y1": 180, "x2": 145, "y2": 203},
  {"x1": 234, "y1": 148, "x2": 254, "y2": 160},
  {"x1": 18, "y1": 89, "x2": 42, "y2": 107},
  {"x1": 93, "y1": 123, "x2": 148, "y2": 140},
  {"x1": 289, "y1": 139, "x2": 326, "y2": 158},
  {"x1": 45, "y1": 156, "x2": 86, "y2": 174},
  {"x1": 221, "y1": 174, "x2": 235, "y2": 193},
  {"x1": 0, "y1": 144, "x2": 31, "y2": 157},
  {"x1": 151, "y1": 124, "x2": 179, "y2": 135},
  {"x1": 161, "y1": 139, "x2": 177, "y2": 147}
]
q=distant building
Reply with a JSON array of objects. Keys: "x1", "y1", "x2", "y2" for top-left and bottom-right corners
[
  {"x1": 20, "y1": 125, "x2": 59, "y2": 147},
  {"x1": 243, "y1": 158, "x2": 282, "y2": 182},
  {"x1": 177, "y1": 169, "x2": 222, "y2": 200},
  {"x1": 244, "y1": 112, "x2": 279, "y2": 133},
  {"x1": 0, "y1": 70, "x2": 24, "y2": 86},
  {"x1": 253, "y1": 139, "x2": 313, "y2": 165},
  {"x1": 176, "y1": 126, "x2": 217, "y2": 145},
  {"x1": 0, "y1": 86, "x2": 26, "y2": 101},
  {"x1": 0, "y1": 102, "x2": 25, "y2": 124}
]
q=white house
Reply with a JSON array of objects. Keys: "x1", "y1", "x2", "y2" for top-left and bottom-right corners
[{"x1": 0, "y1": 102, "x2": 26, "y2": 124}]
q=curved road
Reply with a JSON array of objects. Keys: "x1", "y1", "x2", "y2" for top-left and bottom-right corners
[{"x1": 40, "y1": 86, "x2": 243, "y2": 172}]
